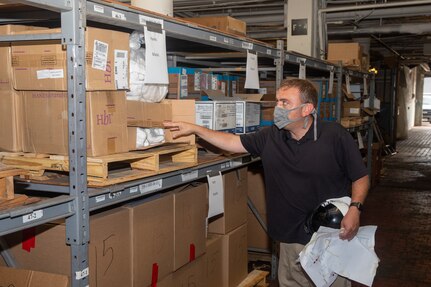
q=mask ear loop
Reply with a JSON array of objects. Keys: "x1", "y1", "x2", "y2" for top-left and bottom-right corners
[{"x1": 302, "y1": 104, "x2": 318, "y2": 141}]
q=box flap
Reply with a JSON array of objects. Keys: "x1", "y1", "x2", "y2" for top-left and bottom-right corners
[
  {"x1": 235, "y1": 94, "x2": 264, "y2": 101},
  {"x1": 202, "y1": 89, "x2": 228, "y2": 100}
]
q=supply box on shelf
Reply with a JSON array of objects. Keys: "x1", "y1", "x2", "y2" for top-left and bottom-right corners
[
  {"x1": 235, "y1": 94, "x2": 263, "y2": 134},
  {"x1": 183, "y1": 16, "x2": 247, "y2": 36}
]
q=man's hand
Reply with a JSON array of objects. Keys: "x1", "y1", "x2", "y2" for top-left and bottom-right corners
[
  {"x1": 163, "y1": 121, "x2": 197, "y2": 139},
  {"x1": 339, "y1": 207, "x2": 360, "y2": 240}
]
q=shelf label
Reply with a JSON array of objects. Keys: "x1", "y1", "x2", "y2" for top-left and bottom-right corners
[
  {"x1": 95, "y1": 195, "x2": 106, "y2": 203},
  {"x1": 130, "y1": 186, "x2": 139, "y2": 194},
  {"x1": 109, "y1": 191, "x2": 122, "y2": 199},
  {"x1": 139, "y1": 15, "x2": 164, "y2": 29},
  {"x1": 75, "y1": 267, "x2": 89, "y2": 280},
  {"x1": 181, "y1": 170, "x2": 199, "y2": 182},
  {"x1": 266, "y1": 49, "x2": 272, "y2": 55},
  {"x1": 242, "y1": 42, "x2": 253, "y2": 50},
  {"x1": 139, "y1": 179, "x2": 163, "y2": 194},
  {"x1": 93, "y1": 5, "x2": 104, "y2": 13},
  {"x1": 245, "y1": 50, "x2": 259, "y2": 89},
  {"x1": 111, "y1": 10, "x2": 126, "y2": 21},
  {"x1": 209, "y1": 35, "x2": 217, "y2": 42},
  {"x1": 22, "y1": 210, "x2": 43, "y2": 223},
  {"x1": 223, "y1": 37, "x2": 229, "y2": 44}
]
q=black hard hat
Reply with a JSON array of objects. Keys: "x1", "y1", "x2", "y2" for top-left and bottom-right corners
[{"x1": 304, "y1": 197, "x2": 350, "y2": 234}]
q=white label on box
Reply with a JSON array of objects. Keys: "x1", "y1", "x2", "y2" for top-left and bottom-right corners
[
  {"x1": 22, "y1": 210, "x2": 43, "y2": 223},
  {"x1": 350, "y1": 108, "x2": 360, "y2": 114},
  {"x1": 114, "y1": 50, "x2": 129, "y2": 89},
  {"x1": 221, "y1": 81, "x2": 226, "y2": 94},
  {"x1": 181, "y1": 170, "x2": 199, "y2": 181},
  {"x1": 111, "y1": 10, "x2": 126, "y2": 21},
  {"x1": 232, "y1": 81, "x2": 237, "y2": 95},
  {"x1": 236, "y1": 102, "x2": 245, "y2": 131},
  {"x1": 92, "y1": 40, "x2": 109, "y2": 71},
  {"x1": 215, "y1": 103, "x2": 237, "y2": 131},
  {"x1": 211, "y1": 75, "x2": 218, "y2": 90},
  {"x1": 329, "y1": 70, "x2": 334, "y2": 95},
  {"x1": 194, "y1": 72, "x2": 201, "y2": 91},
  {"x1": 207, "y1": 173, "x2": 224, "y2": 218},
  {"x1": 94, "y1": 5, "x2": 104, "y2": 13},
  {"x1": 95, "y1": 195, "x2": 106, "y2": 203},
  {"x1": 144, "y1": 26, "x2": 169, "y2": 84},
  {"x1": 209, "y1": 35, "x2": 217, "y2": 42},
  {"x1": 357, "y1": 131, "x2": 364, "y2": 149},
  {"x1": 195, "y1": 103, "x2": 214, "y2": 130},
  {"x1": 75, "y1": 267, "x2": 89, "y2": 280},
  {"x1": 139, "y1": 179, "x2": 163, "y2": 194},
  {"x1": 130, "y1": 186, "x2": 139, "y2": 194},
  {"x1": 363, "y1": 76, "x2": 368, "y2": 96},
  {"x1": 245, "y1": 102, "x2": 261, "y2": 127},
  {"x1": 36, "y1": 69, "x2": 64, "y2": 79},
  {"x1": 139, "y1": 15, "x2": 164, "y2": 28}
]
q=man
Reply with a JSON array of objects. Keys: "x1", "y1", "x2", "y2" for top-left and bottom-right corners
[{"x1": 164, "y1": 78, "x2": 369, "y2": 287}]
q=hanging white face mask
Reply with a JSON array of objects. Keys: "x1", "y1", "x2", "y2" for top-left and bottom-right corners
[{"x1": 273, "y1": 104, "x2": 306, "y2": 130}]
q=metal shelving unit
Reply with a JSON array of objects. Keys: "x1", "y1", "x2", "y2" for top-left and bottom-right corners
[{"x1": 0, "y1": 2, "x2": 375, "y2": 286}]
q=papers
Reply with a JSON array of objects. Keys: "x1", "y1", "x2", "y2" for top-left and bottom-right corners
[
  {"x1": 299, "y1": 226, "x2": 379, "y2": 287},
  {"x1": 245, "y1": 50, "x2": 260, "y2": 89},
  {"x1": 144, "y1": 25, "x2": 169, "y2": 84}
]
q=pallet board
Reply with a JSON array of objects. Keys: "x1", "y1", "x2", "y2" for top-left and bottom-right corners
[
  {"x1": 237, "y1": 269, "x2": 269, "y2": 287},
  {"x1": 0, "y1": 144, "x2": 198, "y2": 187}
]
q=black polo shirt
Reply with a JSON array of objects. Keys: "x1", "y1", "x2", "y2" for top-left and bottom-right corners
[{"x1": 240, "y1": 119, "x2": 368, "y2": 244}]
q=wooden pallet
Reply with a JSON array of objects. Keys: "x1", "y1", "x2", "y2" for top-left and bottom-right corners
[
  {"x1": 0, "y1": 144, "x2": 198, "y2": 187},
  {"x1": 237, "y1": 270, "x2": 269, "y2": 287}
]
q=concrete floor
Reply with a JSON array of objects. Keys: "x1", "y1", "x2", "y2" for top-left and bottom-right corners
[{"x1": 266, "y1": 122, "x2": 431, "y2": 286}]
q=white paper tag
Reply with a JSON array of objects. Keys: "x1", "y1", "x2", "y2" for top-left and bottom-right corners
[
  {"x1": 299, "y1": 62, "x2": 306, "y2": 79},
  {"x1": 242, "y1": 42, "x2": 253, "y2": 50},
  {"x1": 93, "y1": 5, "x2": 104, "y2": 13},
  {"x1": 363, "y1": 76, "x2": 368, "y2": 96},
  {"x1": 139, "y1": 15, "x2": 164, "y2": 29},
  {"x1": 181, "y1": 170, "x2": 199, "y2": 181},
  {"x1": 139, "y1": 179, "x2": 163, "y2": 194},
  {"x1": 114, "y1": 50, "x2": 128, "y2": 89},
  {"x1": 144, "y1": 26, "x2": 169, "y2": 84},
  {"x1": 245, "y1": 50, "x2": 260, "y2": 89},
  {"x1": 92, "y1": 40, "x2": 109, "y2": 71},
  {"x1": 130, "y1": 186, "x2": 139, "y2": 194},
  {"x1": 36, "y1": 69, "x2": 64, "y2": 79},
  {"x1": 112, "y1": 10, "x2": 126, "y2": 21},
  {"x1": 75, "y1": 267, "x2": 89, "y2": 280},
  {"x1": 357, "y1": 131, "x2": 364, "y2": 149},
  {"x1": 328, "y1": 70, "x2": 334, "y2": 95},
  {"x1": 22, "y1": 210, "x2": 43, "y2": 223},
  {"x1": 95, "y1": 195, "x2": 106, "y2": 203},
  {"x1": 211, "y1": 75, "x2": 218, "y2": 90},
  {"x1": 209, "y1": 35, "x2": 217, "y2": 42},
  {"x1": 194, "y1": 72, "x2": 201, "y2": 91},
  {"x1": 207, "y1": 173, "x2": 224, "y2": 218},
  {"x1": 345, "y1": 74, "x2": 351, "y2": 95}
]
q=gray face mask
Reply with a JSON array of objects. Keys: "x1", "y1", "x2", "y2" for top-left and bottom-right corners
[{"x1": 273, "y1": 104, "x2": 306, "y2": 130}]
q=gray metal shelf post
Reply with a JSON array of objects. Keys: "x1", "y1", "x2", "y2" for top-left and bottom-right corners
[{"x1": 62, "y1": 0, "x2": 90, "y2": 286}]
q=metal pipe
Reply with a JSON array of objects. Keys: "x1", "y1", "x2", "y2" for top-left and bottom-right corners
[
  {"x1": 174, "y1": 0, "x2": 275, "y2": 11},
  {"x1": 328, "y1": 23, "x2": 431, "y2": 35}
]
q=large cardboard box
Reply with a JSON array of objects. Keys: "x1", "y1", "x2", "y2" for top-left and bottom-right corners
[
  {"x1": 195, "y1": 100, "x2": 237, "y2": 133},
  {"x1": 0, "y1": 25, "x2": 41, "y2": 152},
  {"x1": 173, "y1": 183, "x2": 208, "y2": 270},
  {"x1": 220, "y1": 223, "x2": 248, "y2": 287},
  {"x1": 0, "y1": 266, "x2": 69, "y2": 287},
  {"x1": 342, "y1": 100, "x2": 361, "y2": 117},
  {"x1": 206, "y1": 234, "x2": 224, "y2": 287},
  {"x1": 327, "y1": 42, "x2": 362, "y2": 68},
  {"x1": 209, "y1": 167, "x2": 248, "y2": 234},
  {"x1": 172, "y1": 255, "x2": 207, "y2": 287},
  {"x1": 123, "y1": 194, "x2": 174, "y2": 287},
  {"x1": 11, "y1": 27, "x2": 129, "y2": 91},
  {"x1": 2, "y1": 208, "x2": 132, "y2": 287},
  {"x1": 21, "y1": 90, "x2": 128, "y2": 156},
  {"x1": 126, "y1": 99, "x2": 196, "y2": 145},
  {"x1": 235, "y1": 94, "x2": 263, "y2": 134},
  {"x1": 184, "y1": 16, "x2": 246, "y2": 36}
]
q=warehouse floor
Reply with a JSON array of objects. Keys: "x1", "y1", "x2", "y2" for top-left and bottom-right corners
[{"x1": 265, "y1": 122, "x2": 431, "y2": 287}]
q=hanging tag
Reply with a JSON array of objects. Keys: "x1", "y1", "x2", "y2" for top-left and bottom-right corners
[
  {"x1": 357, "y1": 131, "x2": 364, "y2": 149},
  {"x1": 299, "y1": 60, "x2": 306, "y2": 79},
  {"x1": 345, "y1": 74, "x2": 351, "y2": 95},
  {"x1": 328, "y1": 69, "x2": 334, "y2": 95},
  {"x1": 207, "y1": 172, "x2": 224, "y2": 218},
  {"x1": 244, "y1": 50, "x2": 260, "y2": 89},
  {"x1": 144, "y1": 23, "x2": 169, "y2": 84},
  {"x1": 363, "y1": 75, "x2": 368, "y2": 96}
]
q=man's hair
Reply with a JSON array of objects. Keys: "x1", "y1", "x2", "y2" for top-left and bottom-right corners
[{"x1": 278, "y1": 78, "x2": 318, "y2": 107}]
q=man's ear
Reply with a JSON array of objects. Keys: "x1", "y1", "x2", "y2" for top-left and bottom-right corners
[{"x1": 302, "y1": 103, "x2": 315, "y2": 116}]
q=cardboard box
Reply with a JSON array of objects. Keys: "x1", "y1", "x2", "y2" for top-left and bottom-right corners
[
  {"x1": 342, "y1": 100, "x2": 361, "y2": 117},
  {"x1": 209, "y1": 167, "x2": 248, "y2": 234},
  {"x1": 327, "y1": 42, "x2": 362, "y2": 68},
  {"x1": 0, "y1": 25, "x2": 42, "y2": 152},
  {"x1": 2, "y1": 208, "x2": 132, "y2": 287},
  {"x1": 235, "y1": 94, "x2": 263, "y2": 134},
  {"x1": 0, "y1": 266, "x2": 69, "y2": 287},
  {"x1": 173, "y1": 183, "x2": 208, "y2": 270},
  {"x1": 12, "y1": 27, "x2": 129, "y2": 91},
  {"x1": 167, "y1": 67, "x2": 201, "y2": 99},
  {"x1": 220, "y1": 223, "x2": 248, "y2": 287},
  {"x1": 206, "y1": 234, "x2": 224, "y2": 287},
  {"x1": 126, "y1": 99, "x2": 196, "y2": 145},
  {"x1": 184, "y1": 16, "x2": 246, "y2": 36},
  {"x1": 123, "y1": 194, "x2": 174, "y2": 287},
  {"x1": 172, "y1": 255, "x2": 207, "y2": 287},
  {"x1": 21, "y1": 90, "x2": 128, "y2": 156}
]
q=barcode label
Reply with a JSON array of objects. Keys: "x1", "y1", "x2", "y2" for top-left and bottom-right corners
[
  {"x1": 92, "y1": 40, "x2": 109, "y2": 71},
  {"x1": 112, "y1": 10, "x2": 126, "y2": 21},
  {"x1": 139, "y1": 179, "x2": 163, "y2": 194},
  {"x1": 181, "y1": 170, "x2": 198, "y2": 181},
  {"x1": 36, "y1": 69, "x2": 64, "y2": 79},
  {"x1": 200, "y1": 115, "x2": 212, "y2": 120},
  {"x1": 242, "y1": 42, "x2": 253, "y2": 49},
  {"x1": 95, "y1": 195, "x2": 106, "y2": 203},
  {"x1": 22, "y1": 210, "x2": 43, "y2": 223},
  {"x1": 114, "y1": 49, "x2": 129, "y2": 89},
  {"x1": 75, "y1": 267, "x2": 89, "y2": 280},
  {"x1": 94, "y1": 5, "x2": 104, "y2": 13}
]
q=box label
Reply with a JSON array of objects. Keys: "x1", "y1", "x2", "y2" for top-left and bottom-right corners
[
  {"x1": 114, "y1": 49, "x2": 129, "y2": 89},
  {"x1": 92, "y1": 40, "x2": 109, "y2": 71}
]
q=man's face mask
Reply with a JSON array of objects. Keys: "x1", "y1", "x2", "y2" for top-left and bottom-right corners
[{"x1": 273, "y1": 104, "x2": 306, "y2": 130}]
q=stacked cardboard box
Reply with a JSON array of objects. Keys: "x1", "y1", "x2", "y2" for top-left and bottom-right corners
[
  {"x1": 327, "y1": 42, "x2": 369, "y2": 72},
  {"x1": 0, "y1": 266, "x2": 69, "y2": 287},
  {"x1": 184, "y1": 16, "x2": 246, "y2": 36}
]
